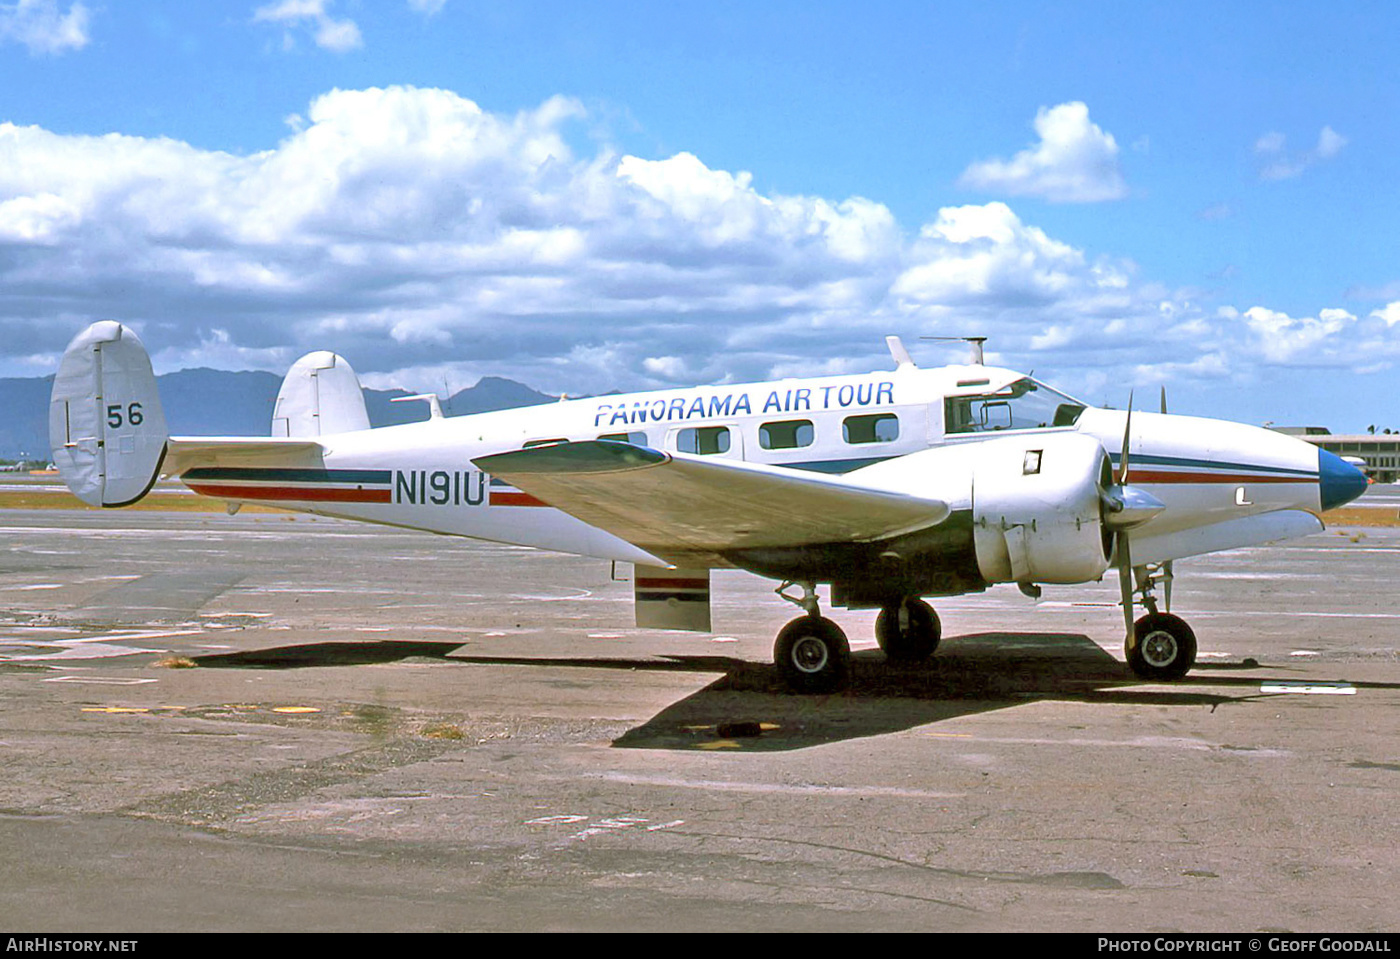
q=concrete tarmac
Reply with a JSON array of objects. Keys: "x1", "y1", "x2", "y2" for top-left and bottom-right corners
[{"x1": 0, "y1": 507, "x2": 1396, "y2": 932}]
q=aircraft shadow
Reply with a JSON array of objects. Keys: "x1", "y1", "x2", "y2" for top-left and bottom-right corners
[
  {"x1": 189, "y1": 632, "x2": 1298, "y2": 752},
  {"x1": 612, "y1": 631, "x2": 1239, "y2": 752},
  {"x1": 193, "y1": 640, "x2": 468, "y2": 669}
]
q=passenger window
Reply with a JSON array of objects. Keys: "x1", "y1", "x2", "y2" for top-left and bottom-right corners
[
  {"x1": 676, "y1": 426, "x2": 731, "y2": 455},
  {"x1": 843, "y1": 413, "x2": 899, "y2": 444},
  {"x1": 759, "y1": 419, "x2": 814, "y2": 450},
  {"x1": 597, "y1": 431, "x2": 647, "y2": 445}
]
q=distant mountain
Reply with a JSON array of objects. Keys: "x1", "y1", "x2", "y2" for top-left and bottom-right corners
[{"x1": 0, "y1": 369, "x2": 557, "y2": 461}]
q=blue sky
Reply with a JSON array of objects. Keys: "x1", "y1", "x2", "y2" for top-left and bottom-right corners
[{"x1": 2, "y1": 0, "x2": 1398, "y2": 430}]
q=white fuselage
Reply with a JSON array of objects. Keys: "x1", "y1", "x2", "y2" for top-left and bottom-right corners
[{"x1": 178, "y1": 363, "x2": 1329, "y2": 574}]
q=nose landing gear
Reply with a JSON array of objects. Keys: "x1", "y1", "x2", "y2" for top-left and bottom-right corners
[{"x1": 1122, "y1": 561, "x2": 1197, "y2": 681}]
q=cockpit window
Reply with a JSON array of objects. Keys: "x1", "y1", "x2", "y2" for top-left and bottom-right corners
[{"x1": 944, "y1": 378, "x2": 1085, "y2": 434}]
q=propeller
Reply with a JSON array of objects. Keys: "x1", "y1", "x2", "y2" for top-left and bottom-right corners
[
  {"x1": 1099, "y1": 393, "x2": 1166, "y2": 641},
  {"x1": 1159, "y1": 385, "x2": 1172, "y2": 611},
  {"x1": 1115, "y1": 394, "x2": 1136, "y2": 642}
]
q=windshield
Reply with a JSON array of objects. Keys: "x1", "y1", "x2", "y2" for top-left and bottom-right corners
[{"x1": 944, "y1": 378, "x2": 1086, "y2": 434}]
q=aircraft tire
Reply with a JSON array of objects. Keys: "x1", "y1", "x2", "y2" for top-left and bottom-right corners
[
  {"x1": 1126, "y1": 612, "x2": 1197, "y2": 681},
  {"x1": 774, "y1": 615, "x2": 850, "y2": 694},
  {"x1": 875, "y1": 598, "x2": 941, "y2": 662}
]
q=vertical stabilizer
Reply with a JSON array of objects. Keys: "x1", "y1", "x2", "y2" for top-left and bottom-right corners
[
  {"x1": 49, "y1": 321, "x2": 170, "y2": 507},
  {"x1": 271, "y1": 351, "x2": 371, "y2": 437}
]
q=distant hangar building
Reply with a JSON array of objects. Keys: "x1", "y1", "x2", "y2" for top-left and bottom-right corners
[{"x1": 1273, "y1": 427, "x2": 1399, "y2": 484}]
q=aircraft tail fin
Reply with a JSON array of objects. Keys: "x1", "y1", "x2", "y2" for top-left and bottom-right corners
[
  {"x1": 50, "y1": 321, "x2": 170, "y2": 507},
  {"x1": 271, "y1": 351, "x2": 371, "y2": 437}
]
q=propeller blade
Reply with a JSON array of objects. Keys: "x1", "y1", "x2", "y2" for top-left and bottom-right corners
[
  {"x1": 1119, "y1": 391, "x2": 1134, "y2": 484},
  {"x1": 1118, "y1": 532, "x2": 1135, "y2": 643},
  {"x1": 1160, "y1": 385, "x2": 1168, "y2": 415}
]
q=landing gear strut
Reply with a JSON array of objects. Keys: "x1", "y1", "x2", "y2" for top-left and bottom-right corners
[
  {"x1": 875, "y1": 597, "x2": 940, "y2": 662},
  {"x1": 773, "y1": 581, "x2": 850, "y2": 694}
]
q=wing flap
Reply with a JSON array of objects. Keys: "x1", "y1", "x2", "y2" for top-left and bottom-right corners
[{"x1": 473, "y1": 440, "x2": 949, "y2": 561}]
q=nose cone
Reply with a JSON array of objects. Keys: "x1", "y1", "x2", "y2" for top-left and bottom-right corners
[{"x1": 1318, "y1": 449, "x2": 1368, "y2": 511}]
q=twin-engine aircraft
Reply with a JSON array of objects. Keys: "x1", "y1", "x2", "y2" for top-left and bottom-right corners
[{"x1": 50, "y1": 321, "x2": 1367, "y2": 693}]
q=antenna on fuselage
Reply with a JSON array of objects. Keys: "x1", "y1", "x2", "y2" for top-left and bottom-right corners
[
  {"x1": 920, "y1": 335, "x2": 987, "y2": 366},
  {"x1": 885, "y1": 335, "x2": 917, "y2": 370}
]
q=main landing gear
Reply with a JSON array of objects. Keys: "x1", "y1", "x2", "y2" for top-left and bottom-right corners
[
  {"x1": 875, "y1": 597, "x2": 941, "y2": 662},
  {"x1": 773, "y1": 583, "x2": 943, "y2": 693},
  {"x1": 773, "y1": 582, "x2": 850, "y2": 694}
]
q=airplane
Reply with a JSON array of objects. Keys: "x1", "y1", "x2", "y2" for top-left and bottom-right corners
[{"x1": 48, "y1": 320, "x2": 1369, "y2": 693}]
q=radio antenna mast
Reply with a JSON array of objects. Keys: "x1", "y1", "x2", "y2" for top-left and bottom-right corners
[{"x1": 920, "y1": 336, "x2": 987, "y2": 365}]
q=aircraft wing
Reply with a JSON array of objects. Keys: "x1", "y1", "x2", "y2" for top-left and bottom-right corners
[{"x1": 473, "y1": 440, "x2": 949, "y2": 567}]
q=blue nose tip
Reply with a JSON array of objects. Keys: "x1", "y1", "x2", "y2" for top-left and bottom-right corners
[{"x1": 1318, "y1": 449, "x2": 1368, "y2": 511}]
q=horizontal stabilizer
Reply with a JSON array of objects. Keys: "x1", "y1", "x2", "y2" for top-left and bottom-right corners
[
  {"x1": 165, "y1": 437, "x2": 326, "y2": 475},
  {"x1": 474, "y1": 440, "x2": 949, "y2": 565}
]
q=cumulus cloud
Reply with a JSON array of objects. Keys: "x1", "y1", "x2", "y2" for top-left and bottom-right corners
[
  {"x1": 1256, "y1": 125, "x2": 1347, "y2": 181},
  {"x1": 0, "y1": 0, "x2": 89, "y2": 55},
  {"x1": 253, "y1": 0, "x2": 362, "y2": 53},
  {"x1": 1372, "y1": 303, "x2": 1400, "y2": 328},
  {"x1": 1231, "y1": 305, "x2": 1400, "y2": 368},
  {"x1": 1, "y1": 85, "x2": 1396, "y2": 407},
  {"x1": 958, "y1": 102, "x2": 1128, "y2": 203}
]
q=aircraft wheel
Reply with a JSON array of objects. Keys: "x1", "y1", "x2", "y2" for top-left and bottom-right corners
[
  {"x1": 1126, "y1": 612, "x2": 1197, "y2": 681},
  {"x1": 875, "y1": 598, "x2": 941, "y2": 662},
  {"x1": 774, "y1": 615, "x2": 850, "y2": 694}
]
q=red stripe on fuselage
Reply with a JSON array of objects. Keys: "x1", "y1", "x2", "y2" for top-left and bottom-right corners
[
  {"x1": 1115, "y1": 471, "x2": 1315, "y2": 485},
  {"x1": 185, "y1": 483, "x2": 392, "y2": 503},
  {"x1": 488, "y1": 491, "x2": 549, "y2": 507},
  {"x1": 635, "y1": 578, "x2": 709, "y2": 590}
]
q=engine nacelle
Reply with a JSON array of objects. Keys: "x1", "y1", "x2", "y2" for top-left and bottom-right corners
[{"x1": 969, "y1": 432, "x2": 1112, "y2": 585}]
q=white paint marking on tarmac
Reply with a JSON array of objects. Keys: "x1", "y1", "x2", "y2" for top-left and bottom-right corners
[
  {"x1": 1037, "y1": 602, "x2": 1400, "y2": 621},
  {"x1": 583, "y1": 772, "x2": 966, "y2": 799},
  {"x1": 8, "y1": 643, "x2": 162, "y2": 662},
  {"x1": 44, "y1": 676, "x2": 158, "y2": 685},
  {"x1": 1260, "y1": 682, "x2": 1356, "y2": 695},
  {"x1": 0, "y1": 628, "x2": 203, "y2": 662},
  {"x1": 509, "y1": 589, "x2": 593, "y2": 602}
]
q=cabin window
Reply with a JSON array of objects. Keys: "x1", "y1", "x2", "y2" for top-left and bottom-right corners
[
  {"x1": 843, "y1": 413, "x2": 899, "y2": 445},
  {"x1": 676, "y1": 425, "x2": 731, "y2": 455},
  {"x1": 759, "y1": 419, "x2": 814, "y2": 450},
  {"x1": 944, "y1": 378, "x2": 1085, "y2": 434},
  {"x1": 597, "y1": 431, "x2": 647, "y2": 445}
]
